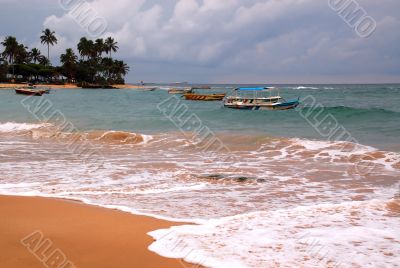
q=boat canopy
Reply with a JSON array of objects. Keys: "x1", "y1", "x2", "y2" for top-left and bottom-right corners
[{"x1": 235, "y1": 87, "x2": 275, "y2": 91}]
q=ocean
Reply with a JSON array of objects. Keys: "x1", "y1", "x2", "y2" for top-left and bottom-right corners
[{"x1": 0, "y1": 84, "x2": 399, "y2": 267}]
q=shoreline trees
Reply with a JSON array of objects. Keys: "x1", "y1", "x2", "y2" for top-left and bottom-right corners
[{"x1": 0, "y1": 29, "x2": 129, "y2": 86}]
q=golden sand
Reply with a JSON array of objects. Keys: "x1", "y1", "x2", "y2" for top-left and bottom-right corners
[{"x1": 0, "y1": 195, "x2": 196, "y2": 268}]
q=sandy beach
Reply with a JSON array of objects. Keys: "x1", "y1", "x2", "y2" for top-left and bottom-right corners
[
  {"x1": 0, "y1": 83, "x2": 142, "y2": 89},
  {"x1": 0, "y1": 195, "x2": 194, "y2": 268}
]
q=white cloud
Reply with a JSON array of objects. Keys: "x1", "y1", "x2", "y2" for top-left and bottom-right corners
[{"x1": 15, "y1": 0, "x2": 399, "y2": 82}]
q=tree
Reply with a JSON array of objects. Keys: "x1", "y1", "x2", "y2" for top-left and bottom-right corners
[
  {"x1": 77, "y1": 37, "x2": 90, "y2": 60},
  {"x1": 38, "y1": 56, "x2": 50, "y2": 66},
  {"x1": 104, "y1": 37, "x2": 118, "y2": 58},
  {"x1": 94, "y1": 38, "x2": 105, "y2": 57},
  {"x1": 1, "y1": 36, "x2": 18, "y2": 64},
  {"x1": 60, "y1": 48, "x2": 78, "y2": 82},
  {"x1": 29, "y1": 48, "x2": 42, "y2": 64},
  {"x1": 14, "y1": 44, "x2": 29, "y2": 64},
  {"x1": 40, "y1": 28, "x2": 57, "y2": 65}
]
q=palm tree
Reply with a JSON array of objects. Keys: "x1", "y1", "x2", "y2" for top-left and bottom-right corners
[
  {"x1": 14, "y1": 44, "x2": 29, "y2": 64},
  {"x1": 104, "y1": 37, "x2": 119, "y2": 58},
  {"x1": 77, "y1": 37, "x2": 90, "y2": 60},
  {"x1": 1, "y1": 36, "x2": 19, "y2": 77},
  {"x1": 60, "y1": 48, "x2": 78, "y2": 82},
  {"x1": 1, "y1": 36, "x2": 18, "y2": 63},
  {"x1": 111, "y1": 60, "x2": 129, "y2": 82},
  {"x1": 38, "y1": 56, "x2": 50, "y2": 66},
  {"x1": 95, "y1": 38, "x2": 105, "y2": 57},
  {"x1": 29, "y1": 48, "x2": 42, "y2": 64},
  {"x1": 40, "y1": 28, "x2": 57, "y2": 65}
]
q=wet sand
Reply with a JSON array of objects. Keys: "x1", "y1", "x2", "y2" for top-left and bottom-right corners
[{"x1": 0, "y1": 195, "x2": 194, "y2": 268}]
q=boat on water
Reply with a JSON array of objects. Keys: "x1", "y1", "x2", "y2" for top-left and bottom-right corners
[
  {"x1": 168, "y1": 88, "x2": 193, "y2": 94},
  {"x1": 183, "y1": 92, "x2": 226, "y2": 101},
  {"x1": 15, "y1": 88, "x2": 44, "y2": 96},
  {"x1": 15, "y1": 84, "x2": 50, "y2": 96},
  {"x1": 136, "y1": 86, "x2": 157, "y2": 91},
  {"x1": 191, "y1": 85, "x2": 211, "y2": 90},
  {"x1": 224, "y1": 87, "x2": 299, "y2": 110}
]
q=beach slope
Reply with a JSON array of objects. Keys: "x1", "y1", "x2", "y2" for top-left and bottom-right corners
[{"x1": 0, "y1": 195, "x2": 191, "y2": 268}]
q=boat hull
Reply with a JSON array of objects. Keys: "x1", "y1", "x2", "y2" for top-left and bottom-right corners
[
  {"x1": 15, "y1": 89, "x2": 44, "y2": 96},
  {"x1": 168, "y1": 89, "x2": 193, "y2": 94},
  {"x1": 224, "y1": 100, "x2": 299, "y2": 110},
  {"x1": 183, "y1": 93, "x2": 226, "y2": 101}
]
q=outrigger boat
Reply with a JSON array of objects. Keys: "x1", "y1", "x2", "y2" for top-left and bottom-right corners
[
  {"x1": 168, "y1": 88, "x2": 193, "y2": 94},
  {"x1": 15, "y1": 88, "x2": 44, "y2": 96},
  {"x1": 15, "y1": 84, "x2": 50, "y2": 96},
  {"x1": 183, "y1": 91, "x2": 226, "y2": 101},
  {"x1": 224, "y1": 87, "x2": 299, "y2": 110}
]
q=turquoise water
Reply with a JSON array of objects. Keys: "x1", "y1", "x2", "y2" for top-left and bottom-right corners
[
  {"x1": 1, "y1": 84, "x2": 399, "y2": 151},
  {"x1": 1, "y1": 84, "x2": 399, "y2": 267}
]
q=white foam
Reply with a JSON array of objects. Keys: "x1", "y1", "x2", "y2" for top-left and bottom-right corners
[
  {"x1": 0, "y1": 122, "x2": 51, "y2": 133},
  {"x1": 149, "y1": 199, "x2": 400, "y2": 268}
]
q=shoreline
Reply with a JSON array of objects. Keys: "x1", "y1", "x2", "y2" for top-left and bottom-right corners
[
  {"x1": 0, "y1": 195, "x2": 198, "y2": 268},
  {"x1": 0, "y1": 83, "x2": 144, "y2": 89}
]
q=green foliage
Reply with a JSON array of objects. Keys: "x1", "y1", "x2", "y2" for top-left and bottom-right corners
[{"x1": 1, "y1": 33, "x2": 129, "y2": 85}]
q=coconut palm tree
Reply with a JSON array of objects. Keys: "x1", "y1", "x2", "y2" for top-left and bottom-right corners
[
  {"x1": 38, "y1": 56, "x2": 50, "y2": 66},
  {"x1": 60, "y1": 48, "x2": 78, "y2": 82},
  {"x1": 1, "y1": 36, "x2": 18, "y2": 64},
  {"x1": 40, "y1": 28, "x2": 57, "y2": 65},
  {"x1": 1, "y1": 36, "x2": 20, "y2": 78},
  {"x1": 14, "y1": 44, "x2": 29, "y2": 64},
  {"x1": 95, "y1": 38, "x2": 105, "y2": 57},
  {"x1": 104, "y1": 37, "x2": 119, "y2": 58},
  {"x1": 29, "y1": 48, "x2": 42, "y2": 64},
  {"x1": 77, "y1": 37, "x2": 90, "y2": 60}
]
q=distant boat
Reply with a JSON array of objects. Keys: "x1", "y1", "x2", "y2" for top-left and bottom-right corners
[
  {"x1": 224, "y1": 87, "x2": 299, "y2": 110},
  {"x1": 191, "y1": 85, "x2": 211, "y2": 90},
  {"x1": 183, "y1": 92, "x2": 226, "y2": 101},
  {"x1": 15, "y1": 84, "x2": 50, "y2": 96},
  {"x1": 15, "y1": 88, "x2": 44, "y2": 96},
  {"x1": 136, "y1": 87, "x2": 157, "y2": 91},
  {"x1": 168, "y1": 88, "x2": 193, "y2": 94}
]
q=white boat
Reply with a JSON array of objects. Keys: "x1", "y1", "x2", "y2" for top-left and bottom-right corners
[{"x1": 224, "y1": 87, "x2": 299, "y2": 110}]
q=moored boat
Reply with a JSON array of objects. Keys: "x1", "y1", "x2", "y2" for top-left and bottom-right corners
[
  {"x1": 183, "y1": 92, "x2": 226, "y2": 101},
  {"x1": 168, "y1": 88, "x2": 193, "y2": 94},
  {"x1": 16, "y1": 84, "x2": 50, "y2": 94},
  {"x1": 136, "y1": 86, "x2": 157, "y2": 91},
  {"x1": 224, "y1": 87, "x2": 299, "y2": 110},
  {"x1": 15, "y1": 88, "x2": 44, "y2": 96}
]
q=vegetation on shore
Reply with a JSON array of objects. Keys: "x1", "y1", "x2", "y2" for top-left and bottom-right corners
[{"x1": 0, "y1": 29, "x2": 129, "y2": 87}]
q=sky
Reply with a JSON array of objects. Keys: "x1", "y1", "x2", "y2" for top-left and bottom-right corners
[{"x1": 0, "y1": 0, "x2": 399, "y2": 84}]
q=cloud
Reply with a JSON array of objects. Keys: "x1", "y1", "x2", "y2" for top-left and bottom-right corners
[{"x1": 3, "y1": 0, "x2": 399, "y2": 82}]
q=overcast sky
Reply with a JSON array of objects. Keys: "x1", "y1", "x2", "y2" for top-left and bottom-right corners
[{"x1": 0, "y1": 0, "x2": 399, "y2": 84}]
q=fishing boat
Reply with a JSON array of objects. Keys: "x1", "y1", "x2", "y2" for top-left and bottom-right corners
[
  {"x1": 15, "y1": 88, "x2": 44, "y2": 96},
  {"x1": 15, "y1": 83, "x2": 51, "y2": 96},
  {"x1": 183, "y1": 92, "x2": 226, "y2": 101},
  {"x1": 224, "y1": 87, "x2": 299, "y2": 110},
  {"x1": 168, "y1": 88, "x2": 193, "y2": 94},
  {"x1": 136, "y1": 86, "x2": 157, "y2": 91}
]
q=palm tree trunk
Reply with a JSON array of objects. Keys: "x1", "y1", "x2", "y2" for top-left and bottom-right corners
[{"x1": 47, "y1": 44, "x2": 50, "y2": 66}]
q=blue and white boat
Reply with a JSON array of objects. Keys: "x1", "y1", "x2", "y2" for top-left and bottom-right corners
[{"x1": 224, "y1": 87, "x2": 299, "y2": 110}]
